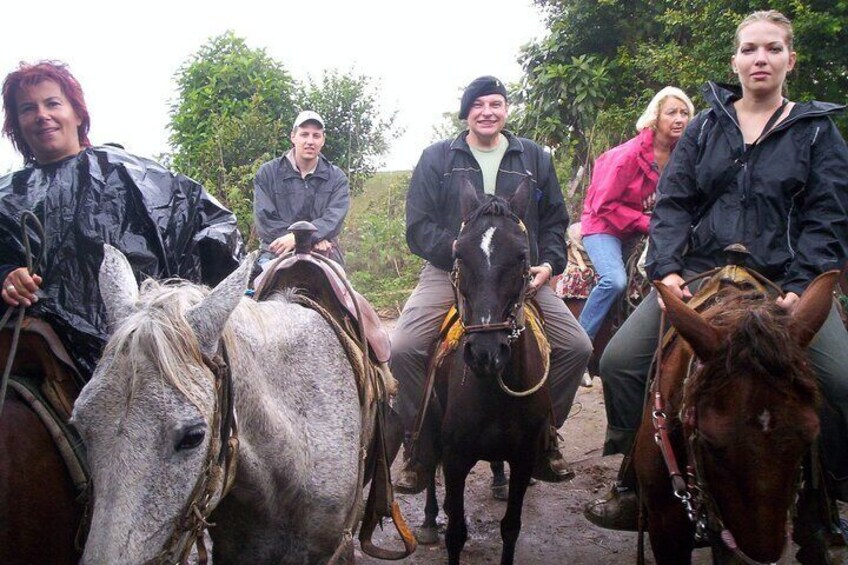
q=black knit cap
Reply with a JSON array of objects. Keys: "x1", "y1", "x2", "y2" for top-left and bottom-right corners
[{"x1": 459, "y1": 76, "x2": 508, "y2": 120}]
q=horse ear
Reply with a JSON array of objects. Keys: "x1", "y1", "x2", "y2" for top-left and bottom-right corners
[
  {"x1": 185, "y1": 251, "x2": 258, "y2": 357},
  {"x1": 789, "y1": 270, "x2": 838, "y2": 348},
  {"x1": 99, "y1": 244, "x2": 140, "y2": 332},
  {"x1": 654, "y1": 281, "x2": 722, "y2": 359},
  {"x1": 459, "y1": 176, "x2": 481, "y2": 221},
  {"x1": 509, "y1": 177, "x2": 532, "y2": 221}
]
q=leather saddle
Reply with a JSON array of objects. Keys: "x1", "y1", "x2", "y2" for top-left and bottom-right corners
[{"x1": 253, "y1": 251, "x2": 391, "y2": 365}]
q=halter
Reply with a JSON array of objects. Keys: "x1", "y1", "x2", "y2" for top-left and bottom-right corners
[
  {"x1": 449, "y1": 213, "x2": 531, "y2": 344},
  {"x1": 151, "y1": 346, "x2": 239, "y2": 565}
]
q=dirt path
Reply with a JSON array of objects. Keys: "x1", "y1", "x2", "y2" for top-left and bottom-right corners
[
  {"x1": 356, "y1": 381, "x2": 694, "y2": 564},
  {"x1": 356, "y1": 321, "x2": 846, "y2": 563}
]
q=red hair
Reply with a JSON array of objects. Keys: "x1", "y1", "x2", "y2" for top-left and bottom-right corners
[{"x1": 2, "y1": 60, "x2": 91, "y2": 163}]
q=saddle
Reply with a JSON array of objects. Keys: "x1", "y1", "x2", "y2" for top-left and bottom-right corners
[
  {"x1": 0, "y1": 318, "x2": 89, "y2": 493},
  {"x1": 254, "y1": 252, "x2": 392, "y2": 365}
]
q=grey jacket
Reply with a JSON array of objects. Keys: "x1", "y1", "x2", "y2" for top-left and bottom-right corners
[{"x1": 253, "y1": 152, "x2": 350, "y2": 263}]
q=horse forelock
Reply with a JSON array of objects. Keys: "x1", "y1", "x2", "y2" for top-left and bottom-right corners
[
  {"x1": 464, "y1": 195, "x2": 514, "y2": 225},
  {"x1": 100, "y1": 279, "x2": 228, "y2": 419},
  {"x1": 686, "y1": 290, "x2": 819, "y2": 410}
]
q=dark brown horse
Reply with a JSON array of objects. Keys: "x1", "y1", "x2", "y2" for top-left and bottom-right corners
[
  {"x1": 634, "y1": 270, "x2": 837, "y2": 564},
  {"x1": 0, "y1": 323, "x2": 85, "y2": 565},
  {"x1": 414, "y1": 179, "x2": 551, "y2": 565}
]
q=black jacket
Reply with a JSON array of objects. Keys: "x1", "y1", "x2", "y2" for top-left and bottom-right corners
[
  {"x1": 647, "y1": 82, "x2": 848, "y2": 294},
  {"x1": 406, "y1": 130, "x2": 568, "y2": 272},
  {"x1": 0, "y1": 146, "x2": 244, "y2": 376},
  {"x1": 253, "y1": 152, "x2": 350, "y2": 262}
]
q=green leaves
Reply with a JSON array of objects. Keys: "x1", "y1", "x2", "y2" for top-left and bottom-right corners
[{"x1": 298, "y1": 70, "x2": 401, "y2": 195}]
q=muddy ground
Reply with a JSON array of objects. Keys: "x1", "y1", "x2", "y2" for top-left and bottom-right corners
[{"x1": 355, "y1": 322, "x2": 847, "y2": 564}]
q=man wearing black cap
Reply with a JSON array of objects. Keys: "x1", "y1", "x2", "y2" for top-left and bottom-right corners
[
  {"x1": 391, "y1": 76, "x2": 592, "y2": 492},
  {"x1": 253, "y1": 110, "x2": 350, "y2": 265}
]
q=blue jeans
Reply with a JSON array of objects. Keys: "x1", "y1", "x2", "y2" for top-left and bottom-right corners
[{"x1": 579, "y1": 234, "x2": 628, "y2": 340}]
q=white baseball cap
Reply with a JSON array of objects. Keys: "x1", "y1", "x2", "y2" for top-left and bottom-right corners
[{"x1": 292, "y1": 110, "x2": 325, "y2": 129}]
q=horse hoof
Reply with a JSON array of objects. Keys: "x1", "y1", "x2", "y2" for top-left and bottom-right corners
[
  {"x1": 491, "y1": 483, "x2": 509, "y2": 500},
  {"x1": 415, "y1": 526, "x2": 439, "y2": 545},
  {"x1": 581, "y1": 372, "x2": 593, "y2": 387}
]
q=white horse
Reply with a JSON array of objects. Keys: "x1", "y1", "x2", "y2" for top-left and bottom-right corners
[{"x1": 72, "y1": 246, "x2": 364, "y2": 564}]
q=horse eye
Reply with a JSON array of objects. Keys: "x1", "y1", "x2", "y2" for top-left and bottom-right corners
[{"x1": 175, "y1": 425, "x2": 206, "y2": 451}]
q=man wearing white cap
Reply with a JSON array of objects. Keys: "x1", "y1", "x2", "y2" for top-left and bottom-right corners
[{"x1": 254, "y1": 110, "x2": 350, "y2": 264}]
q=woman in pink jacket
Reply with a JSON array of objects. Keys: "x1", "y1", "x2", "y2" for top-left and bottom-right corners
[{"x1": 578, "y1": 87, "x2": 694, "y2": 340}]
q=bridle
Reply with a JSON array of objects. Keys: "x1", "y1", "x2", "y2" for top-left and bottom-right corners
[
  {"x1": 150, "y1": 346, "x2": 239, "y2": 565},
  {"x1": 647, "y1": 265, "x2": 793, "y2": 565},
  {"x1": 450, "y1": 212, "x2": 549, "y2": 397},
  {"x1": 449, "y1": 213, "x2": 531, "y2": 344}
]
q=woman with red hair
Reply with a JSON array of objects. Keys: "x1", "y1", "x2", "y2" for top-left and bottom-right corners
[{"x1": 0, "y1": 60, "x2": 243, "y2": 376}]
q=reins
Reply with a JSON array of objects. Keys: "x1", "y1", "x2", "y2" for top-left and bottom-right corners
[{"x1": 0, "y1": 211, "x2": 45, "y2": 417}]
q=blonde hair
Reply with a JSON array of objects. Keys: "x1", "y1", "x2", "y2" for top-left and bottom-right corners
[
  {"x1": 734, "y1": 10, "x2": 794, "y2": 51},
  {"x1": 635, "y1": 87, "x2": 695, "y2": 132}
]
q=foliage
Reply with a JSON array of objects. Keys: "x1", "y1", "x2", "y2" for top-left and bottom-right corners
[
  {"x1": 168, "y1": 34, "x2": 400, "y2": 243},
  {"x1": 298, "y1": 70, "x2": 401, "y2": 195},
  {"x1": 341, "y1": 172, "x2": 422, "y2": 312},
  {"x1": 517, "y1": 0, "x2": 848, "y2": 215},
  {"x1": 168, "y1": 32, "x2": 295, "y2": 243}
]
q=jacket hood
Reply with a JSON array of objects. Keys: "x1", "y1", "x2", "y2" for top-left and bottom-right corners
[{"x1": 702, "y1": 81, "x2": 845, "y2": 119}]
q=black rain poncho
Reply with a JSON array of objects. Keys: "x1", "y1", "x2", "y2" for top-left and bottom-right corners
[{"x1": 0, "y1": 146, "x2": 244, "y2": 376}]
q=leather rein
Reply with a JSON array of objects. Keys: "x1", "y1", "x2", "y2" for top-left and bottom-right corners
[{"x1": 645, "y1": 266, "x2": 791, "y2": 565}]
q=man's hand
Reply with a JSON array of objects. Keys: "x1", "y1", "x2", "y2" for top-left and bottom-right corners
[
  {"x1": 313, "y1": 240, "x2": 332, "y2": 252},
  {"x1": 656, "y1": 273, "x2": 691, "y2": 312},
  {"x1": 529, "y1": 263, "x2": 553, "y2": 292},
  {"x1": 2, "y1": 267, "x2": 42, "y2": 307},
  {"x1": 269, "y1": 233, "x2": 296, "y2": 256},
  {"x1": 776, "y1": 292, "x2": 799, "y2": 313}
]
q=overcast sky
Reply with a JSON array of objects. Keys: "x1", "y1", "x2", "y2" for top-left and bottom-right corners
[{"x1": 0, "y1": 0, "x2": 546, "y2": 174}]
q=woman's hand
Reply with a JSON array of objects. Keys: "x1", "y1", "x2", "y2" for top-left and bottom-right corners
[
  {"x1": 2, "y1": 267, "x2": 42, "y2": 307},
  {"x1": 776, "y1": 292, "x2": 799, "y2": 313},
  {"x1": 656, "y1": 273, "x2": 691, "y2": 312}
]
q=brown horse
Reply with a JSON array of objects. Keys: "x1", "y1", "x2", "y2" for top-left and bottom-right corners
[
  {"x1": 413, "y1": 179, "x2": 552, "y2": 565},
  {"x1": 0, "y1": 323, "x2": 85, "y2": 565},
  {"x1": 634, "y1": 270, "x2": 837, "y2": 564}
]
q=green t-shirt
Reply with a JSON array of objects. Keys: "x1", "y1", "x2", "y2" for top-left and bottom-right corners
[{"x1": 469, "y1": 134, "x2": 508, "y2": 195}]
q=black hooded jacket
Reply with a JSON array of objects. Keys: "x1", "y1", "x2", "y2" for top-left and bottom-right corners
[
  {"x1": 405, "y1": 130, "x2": 568, "y2": 273},
  {"x1": 647, "y1": 82, "x2": 848, "y2": 293}
]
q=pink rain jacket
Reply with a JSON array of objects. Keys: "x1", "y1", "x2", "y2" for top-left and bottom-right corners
[{"x1": 580, "y1": 128, "x2": 660, "y2": 238}]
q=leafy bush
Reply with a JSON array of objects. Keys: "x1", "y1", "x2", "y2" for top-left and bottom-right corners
[{"x1": 342, "y1": 172, "x2": 422, "y2": 313}]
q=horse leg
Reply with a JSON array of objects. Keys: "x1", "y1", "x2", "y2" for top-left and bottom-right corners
[
  {"x1": 793, "y1": 453, "x2": 837, "y2": 565},
  {"x1": 415, "y1": 473, "x2": 440, "y2": 546},
  {"x1": 442, "y1": 456, "x2": 475, "y2": 565},
  {"x1": 499, "y1": 458, "x2": 533, "y2": 565},
  {"x1": 645, "y1": 497, "x2": 695, "y2": 565},
  {"x1": 491, "y1": 461, "x2": 508, "y2": 500}
]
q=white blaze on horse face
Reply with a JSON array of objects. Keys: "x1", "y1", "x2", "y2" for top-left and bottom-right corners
[
  {"x1": 758, "y1": 409, "x2": 771, "y2": 432},
  {"x1": 479, "y1": 226, "x2": 497, "y2": 269}
]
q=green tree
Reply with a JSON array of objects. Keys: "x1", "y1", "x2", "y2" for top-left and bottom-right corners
[
  {"x1": 299, "y1": 70, "x2": 401, "y2": 194},
  {"x1": 168, "y1": 31, "x2": 296, "y2": 242},
  {"x1": 518, "y1": 0, "x2": 848, "y2": 211}
]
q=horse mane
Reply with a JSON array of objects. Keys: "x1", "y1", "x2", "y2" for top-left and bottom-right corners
[
  {"x1": 685, "y1": 289, "x2": 819, "y2": 407},
  {"x1": 99, "y1": 278, "x2": 250, "y2": 418}
]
